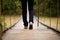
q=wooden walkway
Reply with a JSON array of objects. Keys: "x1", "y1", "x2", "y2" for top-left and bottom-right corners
[{"x1": 2, "y1": 17, "x2": 60, "y2": 40}]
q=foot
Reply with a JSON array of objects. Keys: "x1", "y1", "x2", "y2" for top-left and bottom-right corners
[
  {"x1": 24, "y1": 26, "x2": 28, "y2": 29},
  {"x1": 29, "y1": 22, "x2": 33, "y2": 30},
  {"x1": 24, "y1": 22, "x2": 28, "y2": 29}
]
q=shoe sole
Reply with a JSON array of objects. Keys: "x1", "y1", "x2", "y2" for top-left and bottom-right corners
[{"x1": 29, "y1": 25, "x2": 33, "y2": 30}]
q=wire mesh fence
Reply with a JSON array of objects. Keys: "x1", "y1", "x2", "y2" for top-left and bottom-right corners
[
  {"x1": 0, "y1": 0, "x2": 22, "y2": 32},
  {"x1": 34, "y1": 0, "x2": 60, "y2": 31}
]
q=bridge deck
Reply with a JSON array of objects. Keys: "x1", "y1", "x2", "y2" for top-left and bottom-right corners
[{"x1": 2, "y1": 17, "x2": 60, "y2": 40}]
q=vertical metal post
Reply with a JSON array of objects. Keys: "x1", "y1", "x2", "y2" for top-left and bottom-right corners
[
  {"x1": 44, "y1": 0, "x2": 46, "y2": 24},
  {"x1": 0, "y1": 0, "x2": 3, "y2": 40},
  {"x1": 50, "y1": 1, "x2": 51, "y2": 27},
  {"x1": 10, "y1": 14, "x2": 11, "y2": 27},
  {"x1": 10, "y1": 0, "x2": 11, "y2": 27},
  {"x1": 0, "y1": 24, "x2": 2, "y2": 40},
  {"x1": 56, "y1": 0, "x2": 59, "y2": 30},
  {"x1": 37, "y1": 0, "x2": 39, "y2": 27},
  {"x1": 2, "y1": 0, "x2": 5, "y2": 31}
]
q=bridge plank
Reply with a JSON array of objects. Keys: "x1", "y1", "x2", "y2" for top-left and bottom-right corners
[{"x1": 2, "y1": 17, "x2": 60, "y2": 40}]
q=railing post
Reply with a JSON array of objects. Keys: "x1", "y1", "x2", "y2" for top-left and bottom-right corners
[
  {"x1": 37, "y1": 0, "x2": 39, "y2": 27},
  {"x1": 56, "y1": 0, "x2": 59, "y2": 30},
  {"x1": 0, "y1": 0, "x2": 3, "y2": 40},
  {"x1": 0, "y1": 24, "x2": 2, "y2": 40}
]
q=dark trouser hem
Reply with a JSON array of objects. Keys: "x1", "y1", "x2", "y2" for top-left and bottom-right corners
[{"x1": 24, "y1": 22, "x2": 28, "y2": 27}]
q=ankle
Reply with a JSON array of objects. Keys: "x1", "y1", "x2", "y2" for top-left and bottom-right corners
[{"x1": 29, "y1": 22, "x2": 33, "y2": 25}]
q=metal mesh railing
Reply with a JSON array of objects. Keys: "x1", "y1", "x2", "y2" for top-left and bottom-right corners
[
  {"x1": 35, "y1": 0, "x2": 60, "y2": 32},
  {"x1": 0, "y1": 0, "x2": 22, "y2": 34}
]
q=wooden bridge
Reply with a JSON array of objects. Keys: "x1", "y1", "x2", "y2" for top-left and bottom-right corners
[
  {"x1": 0, "y1": 0, "x2": 60, "y2": 40},
  {"x1": 2, "y1": 15, "x2": 60, "y2": 40}
]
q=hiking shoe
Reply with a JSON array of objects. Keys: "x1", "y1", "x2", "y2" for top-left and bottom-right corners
[{"x1": 29, "y1": 22, "x2": 33, "y2": 30}]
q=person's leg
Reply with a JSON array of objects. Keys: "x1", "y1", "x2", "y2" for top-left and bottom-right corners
[
  {"x1": 21, "y1": 0, "x2": 28, "y2": 27},
  {"x1": 28, "y1": 0, "x2": 34, "y2": 29},
  {"x1": 28, "y1": 0, "x2": 34, "y2": 23}
]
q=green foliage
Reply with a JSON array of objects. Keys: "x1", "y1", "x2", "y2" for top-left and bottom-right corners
[
  {"x1": 1, "y1": 0, "x2": 21, "y2": 15},
  {"x1": 34, "y1": 0, "x2": 60, "y2": 17},
  {"x1": 1, "y1": 0, "x2": 60, "y2": 17}
]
